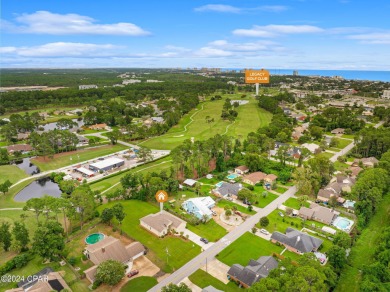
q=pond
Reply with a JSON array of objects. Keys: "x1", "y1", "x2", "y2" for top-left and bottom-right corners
[
  {"x1": 42, "y1": 118, "x2": 84, "y2": 132},
  {"x1": 14, "y1": 177, "x2": 62, "y2": 202},
  {"x1": 14, "y1": 158, "x2": 40, "y2": 175}
]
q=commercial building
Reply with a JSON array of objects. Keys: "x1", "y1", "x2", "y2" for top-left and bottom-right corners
[{"x1": 89, "y1": 157, "x2": 125, "y2": 172}]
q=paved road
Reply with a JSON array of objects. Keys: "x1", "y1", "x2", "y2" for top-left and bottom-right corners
[{"x1": 149, "y1": 186, "x2": 296, "y2": 292}]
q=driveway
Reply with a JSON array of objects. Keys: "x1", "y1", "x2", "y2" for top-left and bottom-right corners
[
  {"x1": 201, "y1": 258, "x2": 230, "y2": 284},
  {"x1": 212, "y1": 207, "x2": 236, "y2": 231},
  {"x1": 179, "y1": 227, "x2": 213, "y2": 250},
  {"x1": 180, "y1": 277, "x2": 202, "y2": 292}
]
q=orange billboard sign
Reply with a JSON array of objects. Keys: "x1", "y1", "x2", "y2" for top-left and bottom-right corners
[{"x1": 245, "y1": 69, "x2": 270, "y2": 84}]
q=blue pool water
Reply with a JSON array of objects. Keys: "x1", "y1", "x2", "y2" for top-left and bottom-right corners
[
  {"x1": 226, "y1": 174, "x2": 239, "y2": 180},
  {"x1": 85, "y1": 233, "x2": 105, "y2": 244},
  {"x1": 215, "y1": 181, "x2": 224, "y2": 188},
  {"x1": 333, "y1": 217, "x2": 354, "y2": 231}
]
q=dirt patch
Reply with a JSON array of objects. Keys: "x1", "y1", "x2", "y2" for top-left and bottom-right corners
[{"x1": 33, "y1": 145, "x2": 113, "y2": 163}]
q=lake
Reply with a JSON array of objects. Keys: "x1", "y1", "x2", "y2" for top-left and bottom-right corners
[
  {"x1": 14, "y1": 177, "x2": 62, "y2": 202},
  {"x1": 42, "y1": 118, "x2": 84, "y2": 132},
  {"x1": 14, "y1": 157, "x2": 40, "y2": 175}
]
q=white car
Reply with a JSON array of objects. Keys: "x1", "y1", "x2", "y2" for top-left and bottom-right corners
[{"x1": 260, "y1": 229, "x2": 270, "y2": 235}]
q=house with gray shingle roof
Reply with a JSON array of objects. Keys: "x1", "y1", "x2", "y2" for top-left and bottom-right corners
[
  {"x1": 227, "y1": 256, "x2": 278, "y2": 288},
  {"x1": 212, "y1": 182, "x2": 242, "y2": 198},
  {"x1": 270, "y1": 228, "x2": 323, "y2": 254}
]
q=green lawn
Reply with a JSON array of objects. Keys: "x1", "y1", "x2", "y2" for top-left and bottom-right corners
[
  {"x1": 121, "y1": 276, "x2": 158, "y2": 292},
  {"x1": 253, "y1": 192, "x2": 278, "y2": 208},
  {"x1": 0, "y1": 178, "x2": 35, "y2": 208},
  {"x1": 217, "y1": 232, "x2": 283, "y2": 267},
  {"x1": 334, "y1": 138, "x2": 352, "y2": 149},
  {"x1": 273, "y1": 186, "x2": 287, "y2": 194},
  {"x1": 139, "y1": 96, "x2": 272, "y2": 150},
  {"x1": 187, "y1": 219, "x2": 228, "y2": 242},
  {"x1": 189, "y1": 269, "x2": 240, "y2": 292},
  {"x1": 97, "y1": 200, "x2": 201, "y2": 273},
  {"x1": 0, "y1": 165, "x2": 28, "y2": 184},
  {"x1": 283, "y1": 197, "x2": 309, "y2": 210},
  {"x1": 216, "y1": 199, "x2": 254, "y2": 215},
  {"x1": 335, "y1": 194, "x2": 390, "y2": 292},
  {"x1": 334, "y1": 161, "x2": 349, "y2": 171},
  {"x1": 89, "y1": 156, "x2": 172, "y2": 193},
  {"x1": 31, "y1": 144, "x2": 128, "y2": 171}
]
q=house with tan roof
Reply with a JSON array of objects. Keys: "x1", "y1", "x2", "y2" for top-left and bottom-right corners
[
  {"x1": 331, "y1": 128, "x2": 345, "y2": 134},
  {"x1": 243, "y1": 172, "x2": 266, "y2": 185},
  {"x1": 235, "y1": 165, "x2": 249, "y2": 175},
  {"x1": 83, "y1": 236, "x2": 145, "y2": 283},
  {"x1": 89, "y1": 123, "x2": 107, "y2": 130},
  {"x1": 6, "y1": 268, "x2": 71, "y2": 292},
  {"x1": 264, "y1": 174, "x2": 278, "y2": 184},
  {"x1": 299, "y1": 203, "x2": 339, "y2": 225},
  {"x1": 352, "y1": 157, "x2": 379, "y2": 168},
  {"x1": 347, "y1": 166, "x2": 363, "y2": 178},
  {"x1": 140, "y1": 210, "x2": 186, "y2": 237},
  {"x1": 6, "y1": 144, "x2": 33, "y2": 154}
]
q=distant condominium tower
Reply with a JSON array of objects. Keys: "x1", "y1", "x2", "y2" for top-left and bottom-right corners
[{"x1": 293, "y1": 70, "x2": 299, "y2": 76}]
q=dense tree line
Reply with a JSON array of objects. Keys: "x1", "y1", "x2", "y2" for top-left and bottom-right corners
[
  {"x1": 353, "y1": 127, "x2": 390, "y2": 158},
  {"x1": 311, "y1": 107, "x2": 366, "y2": 132}
]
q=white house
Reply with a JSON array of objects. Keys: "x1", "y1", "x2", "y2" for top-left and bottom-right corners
[
  {"x1": 183, "y1": 178, "x2": 197, "y2": 187},
  {"x1": 182, "y1": 196, "x2": 216, "y2": 221},
  {"x1": 302, "y1": 143, "x2": 321, "y2": 154}
]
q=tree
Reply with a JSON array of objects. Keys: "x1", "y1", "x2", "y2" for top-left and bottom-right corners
[
  {"x1": 327, "y1": 246, "x2": 347, "y2": 273},
  {"x1": 225, "y1": 209, "x2": 232, "y2": 218},
  {"x1": 292, "y1": 167, "x2": 318, "y2": 197},
  {"x1": 112, "y1": 203, "x2": 126, "y2": 231},
  {"x1": 106, "y1": 129, "x2": 121, "y2": 145},
  {"x1": 0, "y1": 180, "x2": 12, "y2": 195},
  {"x1": 260, "y1": 216, "x2": 269, "y2": 227},
  {"x1": 101, "y1": 208, "x2": 114, "y2": 225},
  {"x1": 96, "y1": 260, "x2": 125, "y2": 286},
  {"x1": 237, "y1": 189, "x2": 256, "y2": 203},
  {"x1": 32, "y1": 221, "x2": 65, "y2": 261},
  {"x1": 309, "y1": 126, "x2": 324, "y2": 141},
  {"x1": 249, "y1": 277, "x2": 280, "y2": 291},
  {"x1": 0, "y1": 222, "x2": 12, "y2": 251},
  {"x1": 138, "y1": 146, "x2": 153, "y2": 162},
  {"x1": 69, "y1": 185, "x2": 95, "y2": 229},
  {"x1": 333, "y1": 231, "x2": 351, "y2": 249},
  {"x1": 12, "y1": 222, "x2": 30, "y2": 251},
  {"x1": 161, "y1": 283, "x2": 192, "y2": 292},
  {"x1": 24, "y1": 198, "x2": 45, "y2": 223}
]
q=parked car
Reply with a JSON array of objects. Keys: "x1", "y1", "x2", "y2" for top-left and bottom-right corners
[
  {"x1": 278, "y1": 211, "x2": 284, "y2": 217},
  {"x1": 243, "y1": 199, "x2": 252, "y2": 205},
  {"x1": 260, "y1": 229, "x2": 270, "y2": 235},
  {"x1": 226, "y1": 197, "x2": 233, "y2": 201},
  {"x1": 234, "y1": 211, "x2": 242, "y2": 216},
  {"x1": 127, "y1": 270, "x2": 139, "y2": 278},
  {"x1": 200, "y1": 238, "x2": 209, "y2": 244},
  {"x1": 211, "y1": 210, "x2": 217, "y2": 216}
]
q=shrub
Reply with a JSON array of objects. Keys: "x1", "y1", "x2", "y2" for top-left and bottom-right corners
[
  {"x1": 81, "y1": 254, "x2": 88, "y2": 261},
  {"x1": 68, "y1": 257, "x2": 76, "y2": 266},
  {"x1": 247, "y1": 185, "x2": 254, "y2": 191}
]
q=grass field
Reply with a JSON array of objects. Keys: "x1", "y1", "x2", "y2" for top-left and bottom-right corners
[
  {"x1": 139, "y1": 96, "x2": 272, "y2": 150},
  {"x1": 89, "y1": 156, "x2": 172, "y2": 193},
  {"x1": 187, "y1": 219, "x2": 228, "y2": 242},
  {"x1": 335, "y1": 194, "x2": 390, "y2": 292},
  {"x1": 253, "y1": 192, "x2": 278, "y2": 208},
  {"x1": 0, "y1": 178, "x2": 34, "y2": 208},
  {"x1": 0, "y1": 165, "x2": 28, "y2": 184},
  {"x1": 121, "y1": 276, "x2": 158, "y2": 292},
  {"x1": 31, "y1": 144, "x2": 127, "y2": 171},
  {"x1": 334, "y1": 138, "x2": 353, "y2": 149},
  {"x1": 97, "y1": 200, "x2": 201, "y2": 273},
  {"x1": 216, "y1": 199, "x2": 254, "y2": 215},
  {"x1": 283, "y1": 197, "x2": 309, "y2": 210},
  {"x1": 189, "y1": 269, "x2": 240, "y2": 292},
  {"x1": 217, "y1": 232, "x2": 283, "y2": 267}
]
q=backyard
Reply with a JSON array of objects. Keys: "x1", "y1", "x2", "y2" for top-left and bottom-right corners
[
  {"x1": 97, "y1": 200, "x2": 201, "y2": 273},
  {"x1": 187, "y1": 219, "x2": 228, "y2": 242},
  {"x1": 283, "y1": 197, "x2": 310, "y2": 210}
]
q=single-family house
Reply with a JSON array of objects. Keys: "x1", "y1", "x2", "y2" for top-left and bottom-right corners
[
  {"x1": 182, "y1": 196, "x2": 215, "y2": 221},
  {"x1": 77, "y1": 135, "x2": 89, "y2": 145},
  {"x1": 89, "y1": 123, "x2": 107, "y2": 130},
  {"x1": 352, "y1": 157, "x2": 379, "y2": 168},
  {"x1": 243, "y1": 172, "x2": 266, "y2": 185},
  {"x1": 347, "y1": 166, "x2": 363, "y2": 178},
  {"x1": 16, "y1": 133, "x2": 30, "y2": 140},
  {"x1": 270, "y1": 228, "x2": 323, "y2": 254},
  {"x1": 6, "y1": 144, "x2": 33, "y2": 154},
  {"x1": 83, "y1": 236, "x2": 145, "y2": 283},
  {"x1": 213, "y1": 182, "x2": 242, "y2": 198},
  {"x1": 316, "y1": 189, "x2": 337, "y2": 203},
  {"x1": 140, "y1": 211, "x2": 186, "y2": 237},
  {"x1": 264, "y1": 174, "x2": 278, "y2": 184},
  {"x1": 299, "y1": 203, "x2": 339, "y2": 225},
  {"x1": 7, "y1": 268, "x2": 72, "y2": 292},
  {"x1": 334, "y1": 175, "x2": 356, "y2": 193},
  {"x1": 227, "y1": 256, "x2": 279, "y2": 288},
  {"x1": 183, "y1": 178, "x2": 197, "y2": 187},
  {"x1": 331, "y1": 128, "x2": 345, "y2": 135},
  {"x1": 151, "y1": 117, "x2": 164, "y2": 123},
  {"x1": 302, "y1": 143, "x2": 321, "y2": 154},
  {"x1": 235, "y1": 165, "x2": 249, "y2": 175}
]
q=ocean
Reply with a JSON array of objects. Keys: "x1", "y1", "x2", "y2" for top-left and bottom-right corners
[{"x1": 223, "y1": 69, "x2": 390, "y2": 82}]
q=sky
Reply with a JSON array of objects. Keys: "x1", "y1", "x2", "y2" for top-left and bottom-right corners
[{"x1": 1, "y1": 0, "x2": 390, "y2": 70}]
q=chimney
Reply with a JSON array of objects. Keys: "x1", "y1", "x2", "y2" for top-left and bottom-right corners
[{"x1": 102, "y1": 247, "x2": 105, "y2": 253}]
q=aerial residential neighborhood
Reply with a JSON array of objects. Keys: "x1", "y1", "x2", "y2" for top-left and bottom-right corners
[{"x1": 1, "y1": 1, "x2": 390, "y2": 292}]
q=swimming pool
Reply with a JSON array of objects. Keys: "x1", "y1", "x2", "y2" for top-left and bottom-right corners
[
  {"x1": 226, "y1": 173, "x2": 239, "y2": 180},
  {"x1": 333, "y1": 217, "x2": 354, "y2": 232},
  {"x1": 85, "y1": 233, "x2": 105, "y2": 244},
  {"x1": 215, "y1": 181, "x2": 224, "y2": 188}
]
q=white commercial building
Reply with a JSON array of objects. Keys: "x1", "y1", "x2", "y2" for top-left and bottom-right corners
[{"x1": 89, "y1": 157, "x2": 125, "y2": 172}]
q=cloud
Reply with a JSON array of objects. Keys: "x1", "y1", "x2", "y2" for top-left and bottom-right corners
[
  {"x1": 0, "y1": 42, "x2": 121, "y2": 57},
  {"x1": 233, "y1": 24, "x2": 324, "y2": 37},
  {"x1": 194, "y1": 4, "x2": 287, "y2": 13},
  {"x1": 195, "y1": 47, "x2": 233, "y2": 57},
  {"x1": 2, "y1": 11, "x2": 150, "y2": 36},
  {"x1": 348, "y1": 32, "x2": 390, "y2": 44}
]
